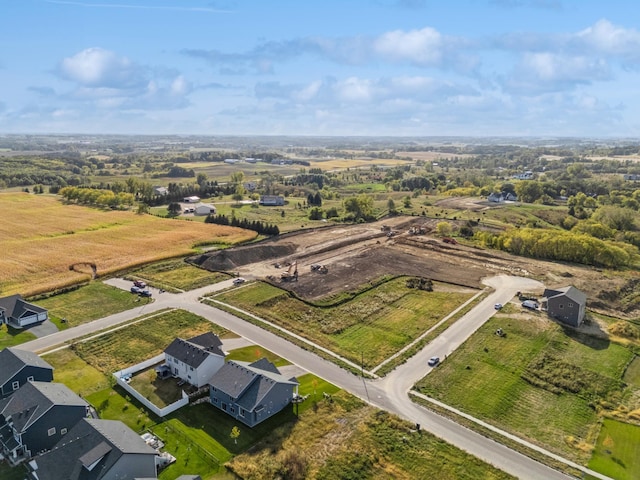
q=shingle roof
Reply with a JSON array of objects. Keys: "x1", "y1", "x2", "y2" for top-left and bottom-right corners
[
  {"x1": 0, "y1": 294, "x2": 47, "y2": 319},
  {"x1": 209, "y1": 359, "x2": 298, "y2": 412},
  {"x1": 29, "y1": 418, "x2": 157, "y2": 480},
  {"x1": 544, "y1": 285, "x2": 586, "y2": 305},
  {"x1": 164, "y1": 333, "x2": 224, "y2": 368},
  {"x1": 0, "y1": 381, "x2": 87, "y2": 433},
  {"x1": 0, "y1": 348, "x2": 53, "y2": 387}
]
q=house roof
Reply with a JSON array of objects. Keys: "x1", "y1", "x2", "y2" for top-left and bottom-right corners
[
  {"x1": 0, "y1": 294, "x2": 47, "y2": 320},
  {"x1": 544, "y1": 286, "x2": 586, "y2": 305},
  {"x1": 164, "y1": 333, "x2": 224, "y2": 368},
  {"x1": 29, "y1": 418, "x2": 157, "y2": 480},
  {"x1": 209, "y1": 359, "x2": 298, "y2": 413},
  {"x1": 0, "y1": 348, "x2": 53, "y2": 387},
  {"x1": 0, "y1": 381, "x2": 87, "y2": 433}
]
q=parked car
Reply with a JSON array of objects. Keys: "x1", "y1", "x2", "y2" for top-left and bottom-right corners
[
  {"x1": 522, "y1": 300, "x2": 539, "y2": 310},
  {"x1": 139, "y1": 290, "x2": 152, "y2": 297},
  {"x1": 233, "y1": 277, "x2": 246, "y2": 285},
  {"x1": 494, "y1": 303, "x2": 503, "y2": 310},
  {"x1": 130, "y1": 286, "x2": 141, "y2": 294},
  {"x1": 133, "y1": 280, "x2": 146, "y2": 288},
  {"x1": 428, "y1": 356, "x2": 440, "y2": 367}
]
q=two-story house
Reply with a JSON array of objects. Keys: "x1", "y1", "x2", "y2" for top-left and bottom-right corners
[
  {"x1": 0, "y1": 381, "x2": 89, "y2": 465},
  {"x1": 209, "y1": 358, "x2": 298, "y2": 427},
  {"x1": 0, "y1": 347, "x2": 54, "y2": 399},
  {"x1": 27, "y1": 418, "x2": 158, "y2": 480},
  {"x1": 162, "y1": 332, "x2": 226, "y2": 388}
]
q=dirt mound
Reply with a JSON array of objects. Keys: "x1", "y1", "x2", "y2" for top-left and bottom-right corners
[{"x1": 190, "y1": 242, "x2": 297, "y2": 272}]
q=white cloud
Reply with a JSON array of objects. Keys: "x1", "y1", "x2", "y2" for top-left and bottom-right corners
[
  {"x1": 575, "y1": 20, "x2": 640, "y2": 62},
  {"x1": 334, "y1": 77, "x2": 373, "y2": 102},
  {"x1": 374, "y1": 27, "x2": 443, "y2": 66},
  {"x1": 59, "y1": 47, "x2": 145, "y2": 88}
]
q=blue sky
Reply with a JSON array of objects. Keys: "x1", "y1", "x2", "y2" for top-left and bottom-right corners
[{"x1": 1, "y1": 0, "x2": 640, "y2": 137}]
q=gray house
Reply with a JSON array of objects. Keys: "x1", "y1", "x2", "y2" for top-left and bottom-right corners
[
  {"x1": 209, "y1": 358, "x2": 298, "y2": 427},
  {"x1": 161, "y1": 332, "x2": 226, "y2": 388},
  {"x1": 0, "y1": 294, "x2": 49, "y2": 329},
  {"x1": 27, "y1": 418, "x2": 158, "y2": 480},
  {"x1": 0, "y1": 347, "x2": 54, "y2": 399},
  {"x1": 543, "y1": 286, "x2": 587, "y2": 327},
  {"x1": 259, "y1": 195, "x2": 285, "y2": 206},
  {"x1": 0, "y1": 381, "x2": 89, "y2": 465}
]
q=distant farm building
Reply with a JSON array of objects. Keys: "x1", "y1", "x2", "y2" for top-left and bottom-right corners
[
  {"x1": 259, "y1": 195, "x2": 285, "y2": 206},
  {"x1": 183, "y1": 196, "x2": 201, "y2": 203},
  {"x1": 194, "y1": 204, "x2": 216, "y2": 216},
  {"x1": 487, "y1": 192, "x2": 517, "y2": 203},
  {"x1": 153, "y1": 186, "x2": 169, "y2": 196},
  {"x1": 623, "y1": 174, "x2": 640, "y2": 181}
]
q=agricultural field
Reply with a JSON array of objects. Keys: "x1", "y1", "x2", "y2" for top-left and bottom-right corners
[
  {"x1": 212, "y1": 278, "x2": 475, "y2": 370},
  {"x1": 35, "y1": 281, "x2": 146, "y2": 328},
  {"x1": 128, "y1": 258, "x2": 232, "y2": 292},
  {"x1": 70, "y1": 309, "x2": 228, "y2": 374},
  {"x1": 0, "y1": 192, "x2": 255, "y2": 296},
  {"x1": 415, "y1": 314, "x2": 637, "y2": 465},
  {"x1": 587, "y1": 419, "x2": 640, "y2": 480}
]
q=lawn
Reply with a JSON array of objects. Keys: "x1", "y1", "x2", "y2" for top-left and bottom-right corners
[
  {"x1": 42, "y1": 348, "x2": 110, "y2": 397},
  {"x1": 225, "y1": 345, "x2": 290, "y2": 368},
  {"x1": 0, "y1": 324, "x2": 36, "y2": 349},
  {"x1": 71, "y1": 309, "x2": 229, "y2": 374},
  {"x1": 587, "y1": 419, "x2": 640, "y2": 480},
  {"x1": 35, "y1": 281, "x2": 145, "y2": 328},
  {"x1": 128, "y1": 258, "x2": 232, "y2": 292},
  {"x1": 213, "y1": 278, "x2": 473, "y2": 369},
  {"x1": 0, "y1": 462, "x2": 27, "y2": 480},
  {"x1": 415, "y1": 315, "x2": 634, "y2": 464},
  {"x1": 623, "y1": 355, "x2": 640, "y2": 387},
  {"x1": 0, "y1": 192, "x2": 255, "y2": 296}
]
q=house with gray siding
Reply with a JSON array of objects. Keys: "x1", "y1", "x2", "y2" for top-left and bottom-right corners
[
  {"x1": 209, "y1": 358, "x2": 298, "y2": 427},
  {"x1": 27, "y1": 418, "x2": 158, "y2": 480},
  {"x1": 259, "y1": 195, "x2": 285, "y2": 206},
  {"x1": 162, "y1": 332, "x2": 226, "y2": 387},
  {"x1": 0, "y1": 381, "x2": 89, "y2": 465},
  {"x1": 0, "y1": 294, "x2": 49, "y2": 329},
  {"x1": 0, "y1": 348, "x2": 54, "y2": 399},
  {"x1": 542, "y1": 286, "x2": 587, "y2": 327}
]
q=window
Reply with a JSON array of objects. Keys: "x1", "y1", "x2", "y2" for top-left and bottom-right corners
[
  {"x1": 559, "y1": 304, "x2": 564, "y2": 309},
  {"x1": 230, "y1": 407, "x2": 235, "y2": 414},
  {"x1": 27, "y1": 376, "x2": 34, "y2": 382},
  {"x1": 212, "y1": 397, "x2": 218, "y2": 404},
  {"x1": 568, "y1": 303, "x2": 574, "y2": 308},
  {"x1": 47, "y1": 427, "x2": 56, "y2": 436},
  {"x1": 239, "y1": 408, "x2": 245, "y2": 418},
  {"x1": 12, "y1": 381, "x2": 19, "y2": 391},
  {"x1": 61, "y1": 428, "x2": 67, "y2": 435},
  {"x1": 190, "y1": 366, "x2": 194, "y2": 371}
]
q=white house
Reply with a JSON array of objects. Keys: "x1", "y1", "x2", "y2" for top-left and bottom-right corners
[
  {"x1": 183, "y1": 196, "x2": 200, "y2": 203},
  {"x1": 194, "y1": 204, "x2": 216, "y2": 216},
  {"x1": 161, "y1": 333, "x2": 225, "y2": 388}
]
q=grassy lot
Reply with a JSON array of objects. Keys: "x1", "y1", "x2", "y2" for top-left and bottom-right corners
[
  {"x1": 0, "y1": 324, "x2": 36, "y2": 349},
  {"x1": 0, "y1": 192, "x2": 255, "y2": 296},
  {"x1": 128, "y1": 258, "x2": 232, "y2": 292},
  {"x1": 225, "y1": 345, "x2": 290, "y2": 368},
  {"x1": 213, "y1": 278, "x2": 473, "y2": 369},
  {"x1": 623, "y1": 355, "x2": 640, "y2": 387},
  {"x1": 415, "y1": 314, "x2": 635, "y2": 464},
  {"x1": 43, "y1": 348, "x2": 110, "y2": 396},
  {"x1": 0, "y1": 463, "x2": 27, "y2": 480},
  {"x1": 587, "y1": 419, "x2": 640, "y2": 480},
  {"x1": 71, "y1": 309, "x2": 228, "y2": 374},
  {"x1": 34, "y1": 281, "x2": 146, "y2": 328}
]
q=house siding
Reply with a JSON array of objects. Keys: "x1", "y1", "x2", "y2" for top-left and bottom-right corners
[
  {"x1": 166, "y1": 354, "x2": 224, "y2": 388},
  {"x1": 547, "y1": 295, "x2": 583, "y2": 327},
  {"x1": 0, "y1": 366, "x2": 54, "y2": 399},
  {"x1": 20, "y1": 405, "x2": 87, "y2": 458}
]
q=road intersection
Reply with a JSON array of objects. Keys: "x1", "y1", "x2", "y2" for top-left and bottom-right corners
[{"x1": 21, "y1": 275, "x2": 606, "y2": 480}]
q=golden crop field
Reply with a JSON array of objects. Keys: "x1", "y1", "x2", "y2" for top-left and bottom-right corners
[{"x1": 0, "y1": 193, "x2": 256, "y2": 296}]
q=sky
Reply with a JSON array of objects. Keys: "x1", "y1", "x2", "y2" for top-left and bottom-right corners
[{"x1": 1, "y1": 0, "x2": 640, "y2": 137}]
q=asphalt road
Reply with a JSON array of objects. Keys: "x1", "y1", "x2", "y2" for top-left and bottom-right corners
[{"x1": 21, "y1": 275, "x2": 578, "y2": 480}]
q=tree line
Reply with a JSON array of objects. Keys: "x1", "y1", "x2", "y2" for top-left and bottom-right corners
[{"x1": 204, "y1": 214, "x2": 280, "y2": 236}]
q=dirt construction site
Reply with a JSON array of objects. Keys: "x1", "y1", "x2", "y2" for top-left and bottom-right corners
[{"x1": 189, "y1": 217, "x2": 639, "y2": 319}]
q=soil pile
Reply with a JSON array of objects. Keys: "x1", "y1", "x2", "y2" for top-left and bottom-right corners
[{"x1": 190, "y1": 242, "x2": 297, "y2": 272}]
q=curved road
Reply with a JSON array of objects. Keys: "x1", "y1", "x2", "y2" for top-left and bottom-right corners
[{"x1": 21, "y1": 275, "x2": 579, "y2": 480}]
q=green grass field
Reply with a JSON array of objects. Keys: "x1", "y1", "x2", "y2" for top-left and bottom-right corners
[
  {"x1": 0, "y1": 324, "x2": 36, "y2": 349},
  {"x1": 587, "y1": 419, "x2": 640, "y2": 480},
  {"x1": 71, "y1": 309, "x2": 228, "y2": 374},
  {"x1": 0, "y1": 463, "x2": 27, "y2": 480},
  {"x1": 225, "y1": 345, "x2": 290, "y2": 368},
  {"x1": 214, "y1": 278, "x2": 473, "y2": 369},
  {"x1": 415, "y1": 315, "x2": 634, "y2": 463},
  {"x1": 35, "y1": 282, "x2": 149, "y2": 328},
  {"x1": 43, "y1": 348, "x2": 111, "y2": 396},
  {"x1": 623, "y1": 355, "x2": 640, "y2": 387},
  {"x1": 129, "y1": 258, "x2": 232, "y2": 292}
]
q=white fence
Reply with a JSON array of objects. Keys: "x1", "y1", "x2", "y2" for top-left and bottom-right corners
[{"x1": 113, "y1": 354, "x2": 189, "y2": 417}]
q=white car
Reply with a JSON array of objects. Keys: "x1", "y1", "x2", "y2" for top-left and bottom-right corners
[
  {"x1": 494, "y1": 303, "x2": 503, "y2": 310},
  {"x1": 428, "y1": 356, "x2": 440, "y2": 367},
  {"x1": 233, "y1": 278, "x2": 246, "y2": 285}
]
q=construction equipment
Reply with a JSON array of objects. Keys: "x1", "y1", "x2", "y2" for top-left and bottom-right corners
[
  {"x1": 311, "y1": 264, "x2": 328, "y2": 274},
  {"x1": 281, "y1": 261, "x2": 298, "y2": 281}
]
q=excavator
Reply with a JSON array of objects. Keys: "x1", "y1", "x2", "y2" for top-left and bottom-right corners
[{"x1": 280, "y1": 260, "x2": 298, "y2": 282}]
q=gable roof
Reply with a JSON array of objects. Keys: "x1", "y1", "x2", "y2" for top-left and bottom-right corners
[
  {"x1": 0, "y1": 381, "x2": 87, "y2": 433},
  {"x1": 164, "y1": 333, "x2": 225, "y2": 368},
  {"x1": 0, "y1": 348, "x2": 53, "y2": 387},
  {"x1": 544, "y1": 286, "x2": 586, "y2": 305},
  {"x1": 0, "y1": 295, "x2": 47, "y2": 320},
  {"x1": 209, "y1": 359, "x2": 298, "y2": 412},
  {"x1": 29, "y1": 418, "x2": 157, "y2": 480}
]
